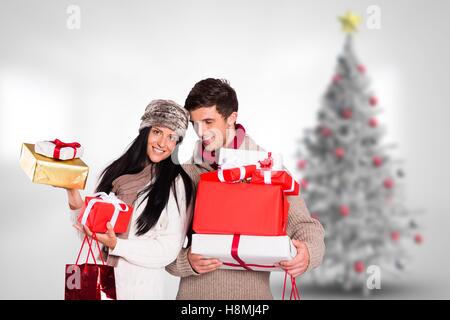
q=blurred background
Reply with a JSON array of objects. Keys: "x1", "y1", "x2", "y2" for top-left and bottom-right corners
[{"x1": 1, "y1": 0, "x2": 450, "y2": 299}]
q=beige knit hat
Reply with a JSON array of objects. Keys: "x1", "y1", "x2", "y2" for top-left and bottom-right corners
[{"x1": 139, "y1": 99, "x2": 189, "y2": 138}]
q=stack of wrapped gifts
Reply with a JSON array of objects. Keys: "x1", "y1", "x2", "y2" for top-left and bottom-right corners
[
  {"x1": 20, "y1": 139, "x2": 133, "y2": 234},
  {"x1": 191, "y1": 149, "x2": 300, "y2": 272},
  {"x1": 19, "y1": 139, "x2": 89, "y2": 189}
]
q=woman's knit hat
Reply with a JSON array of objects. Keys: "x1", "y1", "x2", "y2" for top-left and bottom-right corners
[{"x1": 139, "y1": 99, "x2": 189, "y2": 138}]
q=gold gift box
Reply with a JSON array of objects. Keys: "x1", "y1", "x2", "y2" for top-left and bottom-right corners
[{"x1": 19, "y1": 143, "x2": 89, "y2": 189}]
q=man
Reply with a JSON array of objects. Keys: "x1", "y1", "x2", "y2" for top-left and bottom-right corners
[{"x1": 166, "y1": 78, "x2": 325, "y2": 299}]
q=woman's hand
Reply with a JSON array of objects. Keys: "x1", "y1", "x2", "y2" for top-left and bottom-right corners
[{"x1": 75, "y1": 222, "x2": 117, "y2": 250}]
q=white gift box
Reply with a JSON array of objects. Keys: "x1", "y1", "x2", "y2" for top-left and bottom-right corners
[
  {"x1": 35, "y1": 140, "x2": 84, "y2": 160},
  {"x1": 218, "y1": 148, "x2": 283, "y2": 170},
  {"x1": 191, "y1": 234, "x2": 297, "y2": 272}
]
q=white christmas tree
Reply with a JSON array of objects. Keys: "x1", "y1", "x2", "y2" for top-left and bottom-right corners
[{"x1": 296, "y1": 11, "x2": 423, "y2": 294}]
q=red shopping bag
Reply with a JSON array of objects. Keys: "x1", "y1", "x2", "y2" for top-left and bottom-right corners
[{"x1": 65, "y1": 234, "x2": 116, "y2": 300}]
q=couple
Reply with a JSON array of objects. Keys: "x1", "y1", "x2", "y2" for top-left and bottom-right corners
[{"x1": 66, "y1": 78, "x2": 325, "y2": 300}]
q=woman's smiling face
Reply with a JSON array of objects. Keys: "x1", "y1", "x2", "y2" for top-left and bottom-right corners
[{"x1": 147, "y1": 126, "x2": 179, "y2": 163}]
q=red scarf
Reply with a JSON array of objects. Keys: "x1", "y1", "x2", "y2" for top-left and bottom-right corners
[{"x1": 197, "y1": 124, "x2": 246, "y2": 170}]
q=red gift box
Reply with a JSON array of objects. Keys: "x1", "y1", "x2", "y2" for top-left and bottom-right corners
[
  {"x1": 78, "y1": 192, "x2": 133, "y2": 234},
  {"x1": 251, "y1": 169, "x2": 300, "y2": 196},
  {"x1": 201, "y1": 165, "x2": 256, "y2": 183},
  {"x1": 193, "y1": 173, "x2": 289, "y2": 236}
]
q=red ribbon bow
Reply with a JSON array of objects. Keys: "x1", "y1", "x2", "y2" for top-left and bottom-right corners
[
  {"x1": 52, "y1": 139, "x2": 81, "y2": 159},
  {"x1": 258, "y1": 152, "x2": 274, "y2": 169}
]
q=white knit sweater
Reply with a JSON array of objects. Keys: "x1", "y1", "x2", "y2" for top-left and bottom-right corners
[{"x1": 70, "y1": 176, "x2": 191, "y2": 300}]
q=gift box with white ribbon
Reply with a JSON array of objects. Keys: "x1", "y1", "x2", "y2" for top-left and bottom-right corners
[
  {"x1": 251, "y1": 169, "x2": 300, "y2": 196},
  {"x1": 78, "y1": 192, "x2": 133, "y2": 234}
]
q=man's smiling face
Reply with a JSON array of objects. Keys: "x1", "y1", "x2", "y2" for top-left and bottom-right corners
[{"x1": 189, "y1": 105, "x2": 236, "y2": 152}]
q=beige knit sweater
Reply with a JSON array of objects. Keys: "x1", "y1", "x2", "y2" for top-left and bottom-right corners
[{"x1": 165, "y1": 134, "x2": 325, "y2": 300}]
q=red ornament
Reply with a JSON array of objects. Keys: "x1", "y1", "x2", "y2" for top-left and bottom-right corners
[
  {"x1": 391, "y1": 231, "x2": 400, "y2": 241},
  {"x1": 297, "y1": 159, "x2": 307, "y2": 170},
  {"x1": 335, "y1": 147, "x2": 345, "y2": 159},
  {"x1": 384, "y1": 178, "x2": 394, "y2": 189},
  {"x1": 300, "y1": 178, "x2": 309, "y2": 190},
  {"x1": 369, "y1": 96, "x2": 378, "y2": 106},
  {"x1": 414, "y1": 234, "x2": 423, "y2": 244},
  {"x1": 369, "y1": 117, "x2": 378, "y2": 128},
  {"x1": 333, "y1": 74, "x2": 342, "y2": 84},
  {"x1": 357, "y1": 64, "x2": 366, "y2": 74},
  {"x1": 339, "y1": 205, "x2": 350, "y2": 217},
  {"x1": 341, "y1": 108, "x2": 353, "y2": 119},
  {"x1": 373, "y1": 156, "x2": 383, "y2": 167},
  {"x1": 354, "y1": 261, "x2": 365, "y2": 273},
  {"x1": 320, "y1": 127, "x2": 333, "y2": 138}
]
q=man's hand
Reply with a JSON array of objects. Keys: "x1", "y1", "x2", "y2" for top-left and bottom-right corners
[
  {"x1": 187, "y1": 248, "x2": 222, "y2": 274},
  {"x1": 74, "y1": 222, "x2": 117, "y2": 250},
  {"x1": 277, "y1": 239, "x2": 310, "y2": 278}
]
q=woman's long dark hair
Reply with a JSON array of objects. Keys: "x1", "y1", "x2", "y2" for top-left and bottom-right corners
[{"x1": 96, "y1": 126, "x2": 194, "y2": 236}]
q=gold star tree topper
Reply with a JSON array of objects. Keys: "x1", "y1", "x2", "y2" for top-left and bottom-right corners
[{"x1": 338, "y1": 11, "x2": 362, "y2": 33}]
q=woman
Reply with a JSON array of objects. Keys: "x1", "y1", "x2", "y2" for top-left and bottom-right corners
[{"x1": 66, "y1": 99, "x2": 194, "y2": 299}]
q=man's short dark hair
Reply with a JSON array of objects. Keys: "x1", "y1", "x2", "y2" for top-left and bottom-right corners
[{"x1": 184, "y1": 78, "x2": 238, "y2": 118}]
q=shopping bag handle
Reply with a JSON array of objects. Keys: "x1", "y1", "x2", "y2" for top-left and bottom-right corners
[
  {"x1": 282, "y1": 271, "x2": 300, "y2": 300},
  {"x1": 75, "y1": 233, "x2": 105, "y2": 266},
  {"x1": 91, "y1": 233, "x2": 106, "y2": 265}
]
